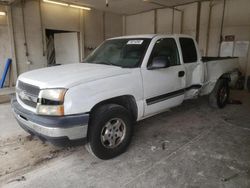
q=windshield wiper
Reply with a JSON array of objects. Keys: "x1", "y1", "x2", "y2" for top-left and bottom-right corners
[{"x1": 93, "y1": 61, "x2": 121, "y2": 67}]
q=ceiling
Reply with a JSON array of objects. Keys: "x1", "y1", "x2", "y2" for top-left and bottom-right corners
[
  {"x1": 57, "y1": 0, "x2": 205, "y2": 15},
  {"x1": 1, "y1": 0, "x2": 205, "y2": 15}
]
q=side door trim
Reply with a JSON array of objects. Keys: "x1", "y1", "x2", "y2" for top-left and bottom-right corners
[{"x1": 146, "y1": 84, "x2": 202, "y2": 105}]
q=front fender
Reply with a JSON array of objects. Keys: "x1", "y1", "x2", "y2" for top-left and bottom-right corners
[{"x1": 63, "y1": 69, "x2": 143, "y2": 116}]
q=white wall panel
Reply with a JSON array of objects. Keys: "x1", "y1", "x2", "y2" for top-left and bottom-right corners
[
  {"x1": 0, "y1": 5, "x2": 11, "y2": 71},
  {"x1": 176, "y1": 3, "x2": 197, "y2": 37},
  {"x1": 105, "y1": 12, "x2": 123, "y2": 39},
  {"x1": 6, "y1": 0, "x2": 123, "y2": 77},
  {"x1": 157, "y1": 8, "x2": 173, "y2": 34},
  {"x1": 41, "y1": 3, "x2": 80, "y2": 32},
  {"x1": 173, "y1": 10, "x2": 182, "y2": 34},
  {"x1": 0, "y1": 5, "x2": 11, "y2": 86},
  {"x1": 84, "y1": 10, "x2": 104, "y2": 56},
  {"x1": 126, "y1": 11, "x2": 155, "y2": 35}
]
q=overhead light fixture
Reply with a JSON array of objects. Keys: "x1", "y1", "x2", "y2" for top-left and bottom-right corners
[
  {"x1": 42, "y1": 0, "x2": 91, "y2": 10},
  {"x1": 69, "y1": 4, "x2": 91, "y2": 10},
  {"x1": 0, "y1": 12, "x2": 6, "y2": 16},
  {"x1": 43, "y1": 0, "x2": 68, "y2": 6}
]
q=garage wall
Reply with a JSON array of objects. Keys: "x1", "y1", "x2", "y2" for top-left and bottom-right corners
[
  {"x1": 125, "y1": 11, "x2": 155, "y2": 35},
  {"x1": 124, "y1": 0, "x2": 250, "y2": 76},
  {"x1": 178, "y1": 3, "x2": 198, "y2": 37},
  {"x1": 124, "y1": 6, "x2": 191, "y2": 36},
  {"x1": 84, "y1": 10, "x2": 122, "y2": 56},
  {"x1": 222, "y1": 0, "x2": 250, "y2": 75},
  {"x1": 0, "y1": 6, "x2": 11, "y2": 86},
  {"x1": 12, "y1": 1, "x2": 46, "y2": 74},
  {"x1": 199, "y1": 0, "x2": 250, "y2": 74},
  {"x1": 41, "y1": 2, "x2": 80, "y2": 32},
  {"x1": 0, "y1": 0, "x2": 123, "y2": 84},
  {"x1": 104, "y1": 12, "x2": 123, "y2": 39},
  {"x1": 156, "y1": 8, "x2": 182, "y2": 34},
  {"x1": 84, "y1": 10, "x2": 104, "y2": 56}
]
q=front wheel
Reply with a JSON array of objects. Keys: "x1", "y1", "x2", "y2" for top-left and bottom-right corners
[
  {"x1": 209, "y1": 79, "x2": 230, "y2": 109},
  {"x1": 87, "y1": 104, "x2": 133, "y2": 160}
]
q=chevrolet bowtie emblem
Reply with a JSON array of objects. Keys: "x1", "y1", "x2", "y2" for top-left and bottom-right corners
[
  {"x1": 18, "y1": 90, "x2": 37, "y2": 103},
  {"x1": 19, "y1": 91, "x2": 27, "y2": 100}
]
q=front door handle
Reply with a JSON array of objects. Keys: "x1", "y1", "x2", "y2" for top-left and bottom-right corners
[{"x1": 178, "y1": 71, "x2": 185, "y2": 77}]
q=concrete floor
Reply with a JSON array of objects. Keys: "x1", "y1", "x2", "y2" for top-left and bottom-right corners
[{"x1": 0, "y1": 91, "x2": 250, "y2": 188}]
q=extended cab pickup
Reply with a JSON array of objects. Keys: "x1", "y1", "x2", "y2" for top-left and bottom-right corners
[{"x1": 12, "y1": 34, "x2": 240, "y2": 159}]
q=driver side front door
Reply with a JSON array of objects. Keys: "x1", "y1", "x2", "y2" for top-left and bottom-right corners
[{"x1": 142, "y1": 38, "x2": 186, "y2": 117}]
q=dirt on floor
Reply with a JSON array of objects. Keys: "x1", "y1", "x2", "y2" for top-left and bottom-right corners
[
  {"x1": 0, "y1": 95, "x2": 11, "y2": 104},
  {"x1": 0, "y1": 90, "x2": 249, "y2": 188},
  {"x1": 0, "y1": 94, "x2": 79, "y2": 183},
  {"x1": 0, "y1": 134, "x2": 83, "y2": 184}
]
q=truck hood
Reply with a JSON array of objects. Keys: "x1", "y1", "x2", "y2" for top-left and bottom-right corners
[{"x1": 18, "y1": 63, "x2": 132, "y2": 88}]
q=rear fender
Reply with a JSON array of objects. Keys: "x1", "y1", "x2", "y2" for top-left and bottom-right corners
[{"x1": 200, "y1": 69, "x2": 240, "y2": 95}]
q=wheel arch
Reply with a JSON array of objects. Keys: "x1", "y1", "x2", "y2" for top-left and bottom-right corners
[
  {"x1": 86, "y1": 95, "x2": 138, "y2": 141},
  {"x1": 219, "y1": 72, "x2": 231, "y2": 82},
  {"x1": 89, "y1": 95, "x2": 138, "y2": 122}
]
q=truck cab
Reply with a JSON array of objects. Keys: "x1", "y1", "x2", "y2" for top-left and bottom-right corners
[
  {"x1": 139, "y1": 35, "x2": 204, "y2": 117},
  {"x1": 12, "y1": 34, "x2": 239, "y2": 159}
]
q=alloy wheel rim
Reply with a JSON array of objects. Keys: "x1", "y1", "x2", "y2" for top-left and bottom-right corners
[
  {"x1": 100, "y1": 118, "x2": 126, "y2": 149},
  {"x1": 219, "y1": 87, "x2": 228, "y2": 104}
]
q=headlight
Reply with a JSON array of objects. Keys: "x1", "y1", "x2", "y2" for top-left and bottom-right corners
[
  {"x1": 37, "y1": 104, "x2": 64, "y2": 116},
  {"x1": 36, "y1": 88, "x2": 67, "y2": 116},
  {"x1": 38, "y1": 89, "x2": 67, "y2": 102}
]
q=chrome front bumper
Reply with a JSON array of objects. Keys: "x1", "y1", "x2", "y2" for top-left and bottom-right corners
[{"x1": 12, "y1": 98, "x2": 89, "y2": 141}]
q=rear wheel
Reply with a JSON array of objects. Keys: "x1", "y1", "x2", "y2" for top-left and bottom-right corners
[
  {"x1": 209, "y1": 79, "x2": 230, "y2": 109},
  {"x1": 87, "y1": 104, "x2": 133, "y2": 160}
]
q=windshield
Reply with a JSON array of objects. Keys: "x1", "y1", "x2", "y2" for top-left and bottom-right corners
[{"x1": 85, "y1": 38, "x2": 151, "y2": 68}]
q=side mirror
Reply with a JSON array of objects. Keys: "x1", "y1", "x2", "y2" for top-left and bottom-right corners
[{"x1": 148, "y1": 56, "x2": 170, "y2": 70}]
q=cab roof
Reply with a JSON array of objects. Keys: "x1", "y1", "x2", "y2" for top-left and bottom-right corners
[{"x1": 109, "y1": 34, "x2": 194, "y2": 40}]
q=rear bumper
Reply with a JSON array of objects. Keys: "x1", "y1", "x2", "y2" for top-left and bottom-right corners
[{"x1": 11, "y1": 98, "x2": 89, "y2": 141}]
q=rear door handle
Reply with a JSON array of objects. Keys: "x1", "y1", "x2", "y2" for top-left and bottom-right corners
[{"x1": 178, "y1": 71, "x2": 185, "y2": 77}]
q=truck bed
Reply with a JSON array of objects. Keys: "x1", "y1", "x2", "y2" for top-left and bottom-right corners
[
  {"x1": 202, "y1": 56, "x2": 238, "y2": 62},
  {"x1": 200, "y1": 57, "x2": 239, "y2": 95}
]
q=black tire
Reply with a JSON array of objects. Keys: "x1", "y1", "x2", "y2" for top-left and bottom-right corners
[
  {"x1": 209, "y1": 79, "x2": 230, "y2": 109},
  {"x1": 247, "y1": 76, "x2": 250, "y2": 92},
  {"x1": 87, "y1": 104, "x2": 133, "y2": 160}
]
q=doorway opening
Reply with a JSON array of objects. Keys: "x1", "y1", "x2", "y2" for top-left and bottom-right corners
[{"x1": 45, "y1": 29, "x2": 80, "y2": 66}]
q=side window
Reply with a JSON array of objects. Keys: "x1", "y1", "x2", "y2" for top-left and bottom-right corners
[
  {"x1": 148, "y1": 38, "x2": 180, "y2": 67},
  {"x1": 179, "y1": 38, "x2": 197, "y2": 63}
]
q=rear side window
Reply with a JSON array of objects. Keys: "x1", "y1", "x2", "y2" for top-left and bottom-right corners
[{"x1": 179, "y1": 38, "x2": 197, "y2": 63}]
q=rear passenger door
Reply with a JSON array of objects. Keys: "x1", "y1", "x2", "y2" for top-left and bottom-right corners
[
  {"x1": 179, "y1": 38, "x2": 204, "y2": 99},
  {"x1": 142, "y1": 38, "x2": 186, "y2": 117}
]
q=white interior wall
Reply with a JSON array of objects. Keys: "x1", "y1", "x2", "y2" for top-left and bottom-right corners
[
  {"x1": 199, "y1": 0, "x2": 250, "y2": 73},
  {"x1": 125, "y1": 11, "x2": 155, "y2": 35},
  {"x1": 1, "y1": 0, "x2": 250, "y2": 84},
  {"x1": 173, "y1": 10, "x2": 182, "y2": 34},
  {"x1": 84, "y1": 10, "x2": 104, "y2": 56},
  {"x1": 0, "y1": 5, "x2": 11, "y2": 85},
  {"x1": 155, "y1": 8, "x2": 182, "y2": 34},
  {"x1": 222, "y1": 0, "x2": 250, "y2": 74},
  {"x1": 157, "y1": 8, "x2": 173, "y2": 34},
  {"x1": 4, "y1": 0, "x2": 123, "y2": 78},
  {"x1": 84, "y1": 11, "x2": 122, "y2": 56},
  {"x1": 42, "y1": 2, "x2": 80, "y2": 31},
  {"x1": 24, "y1": 1, "x2": 47, "y2": 71},
  {"x1": 124, "y1": 0, "x2": 250, "y2": 76},
  {"x1": 104, "y1": 12, "x2": 123, "y2": 39},
  {"x1": 198, "y1": 1, "x2": 210, "y2": 56},
  {"x1": 206, "y1": 1, "x2": 224, "y2": 57},
  {"x1": 177, "y1": 3, "x2": 198, "y2": 38},
  {"x1": 12, "y1": 3, "x2": 27, "y2": 75}
]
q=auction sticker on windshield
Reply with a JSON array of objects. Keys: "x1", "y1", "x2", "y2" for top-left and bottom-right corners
[{"x1": 127, "y1": 40, "x2": 144, "y2": 45}]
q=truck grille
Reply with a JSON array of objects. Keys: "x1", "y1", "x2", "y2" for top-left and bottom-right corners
[{"x1": 17, "y1": 81, "x2": 40, "y2": 108}]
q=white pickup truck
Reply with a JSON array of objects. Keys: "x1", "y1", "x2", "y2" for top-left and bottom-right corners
[{"x1": 12, "y1": 34, "x2": 239, "y2": 159}]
